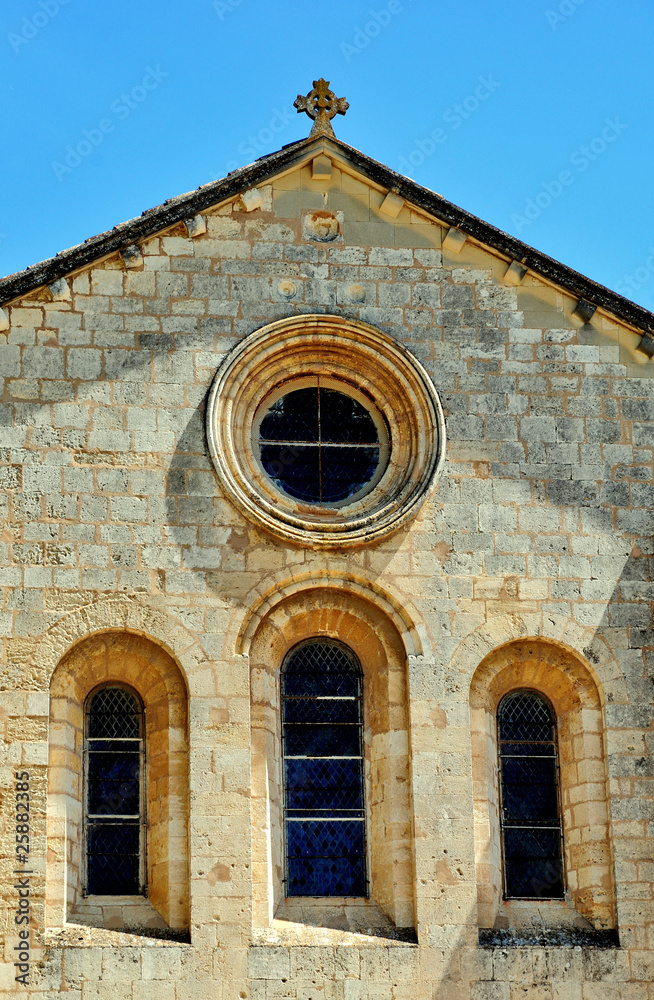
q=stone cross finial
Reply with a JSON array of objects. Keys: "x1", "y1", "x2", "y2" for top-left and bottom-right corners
[{"x1": 294, "y1": 78, "x2": 349, "y2": 138}]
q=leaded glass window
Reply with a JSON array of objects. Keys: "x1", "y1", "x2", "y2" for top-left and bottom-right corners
[
  {"x1": 84, "y1": 685, "x2": 144, "y2": 895},
  {"x1": 282, "y1": 640, "x2": 367, "y2": 896},
  {"x1": 498, "y1": 690, "x2": 564, "y2": 899},
  {"x1": 258, "y1": 383, "x2": 386, "y2": 504}
]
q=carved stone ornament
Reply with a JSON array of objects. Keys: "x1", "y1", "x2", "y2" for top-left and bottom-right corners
[{"x1": 294, "y1": 78, "x2": 349, "y2": 138}]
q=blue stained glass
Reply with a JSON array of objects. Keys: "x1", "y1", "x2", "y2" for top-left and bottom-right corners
[
  {"x1": 503, "y1": 828, "x2": 564, "y2": 899},
  {"x1": 285, "y1": 758, "x2": 364, "y2": 812},
  {"x1": 87, "y1": 739, "x2": 141, "y2": 754},
  {"x1": 282, "y1": 641, "x2": 366, "y2": 897},
  {"x1": 87, "y1": 822, "x2": 140, "y2": 895},
  {"x1": 88, "y1": 776, "x2": 140, "y2": 816},
  {"x1": 318, "y1": 390, "x2": 378, "y2": 444},
  {"x1": 498, "y1": 692, "x2": 554, "y2": 743},
  {"x1": 260, "y1": 444, "x2": 320, "y2": 501},
  {"x1": 283, "y1": 671, "x2": 359, "y2": 698},
  {"x1": 85, "y1": 685, "x2": 144, "y2": 895},
  {"x1": 500, "y1": 742, "x2": 555, "y2": 757},
  {"x1": 287, "y1": 819, "x2": 365, "y2": 858},
  {"x1": 88, "y1": 686, "x2": 141, "y2": 739},
  {"x1": 285, "y1": 723, "x2": 361, "y2": 757},
  {"x1": 319, "y1": 446, "x2": 379, "y2": 502},
  {"x1": 287, "y1": 854, "x2": 367, "y2": 896},
  {"x1": 501, "y1": 757, "x2": 559, "y2": 823},
  {"x1": 259, "y1": 388, "x2": 319, "y2": 442},
  {"x1": 283, "y1": 697, "x2": 359, "y2": 724},
  {"x1": 258, "y1": 387, "x2": 382, "y2": 504},
  {"x1": 283, "y1": 643, "x2": 360, "y2": 697},
  {"x1": 88, "y1": 751, "x2": 140, "y2": 781},
  {"x1": 498, "y1": 691, "x2": 564, "y2": 899}
]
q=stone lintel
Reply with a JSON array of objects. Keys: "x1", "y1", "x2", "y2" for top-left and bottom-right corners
[
  {"x1": 502, "y1": 261, "x2": 528, "y2": 286},
  {"x1": 120, "y1": 245, "x2": 144, "y2": 269},
  {"x1": 442, "y1": 227, "x2": 467, "y2": 254},
  {"x1": 379, "y1": 192, "x2": 405, "y2": 219},
  {"x1": 183, "y1": 215, "x2": 207, "y2": 238},
  {"x1": 47, "y1": 277, "x2": 71, "y2": 301}
]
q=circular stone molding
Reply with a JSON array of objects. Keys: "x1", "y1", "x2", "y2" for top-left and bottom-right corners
[{"x1": 206, "y1": 314, "x2": 445, "y2": 548}]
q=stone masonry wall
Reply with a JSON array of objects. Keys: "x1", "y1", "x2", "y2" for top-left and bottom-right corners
[{"x1": 0, "y1": 147, "x2": 653, "y2": 999}]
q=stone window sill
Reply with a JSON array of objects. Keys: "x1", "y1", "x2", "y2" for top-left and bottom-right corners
[
  {"x1": 46, "y1": 896, "x2": 190, "y2": 946},
  {"x1": 479, "y1": 900, "x2": 619, "y2": 949},
  {"x1": 44, "y1": 924, "x2": 190, "y2": 948},
  {"x1": 252, "y1": 897, "x2": 417, "y2": 947},
  {"x1": 479, "y1": 927, "x2": 620, "y2": 948}
]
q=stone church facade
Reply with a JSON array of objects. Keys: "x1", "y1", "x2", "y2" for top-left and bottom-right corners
[{"x1": 0, "y1": 83, "x2": 653, "y2": 998}]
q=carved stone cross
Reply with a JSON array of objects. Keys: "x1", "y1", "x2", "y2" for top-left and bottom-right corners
[{"x1": 294, "y1": 79, "x2": 349, "y2": 138}]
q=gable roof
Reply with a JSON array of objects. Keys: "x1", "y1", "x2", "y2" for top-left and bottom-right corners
[{"x1": 1, "y1": 133, "x2": 653, "y2": 340}]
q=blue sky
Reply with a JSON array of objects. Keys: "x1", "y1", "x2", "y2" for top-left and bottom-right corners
[{"x1": 2, "y1": 0, "x2": 654, "y2": 309}]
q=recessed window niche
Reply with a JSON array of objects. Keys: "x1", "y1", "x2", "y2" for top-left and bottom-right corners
[
  {"x1": 47, "y1": 631, "x2": 189, "y2": 936},
  {"x1": 248, "y1": 587, "x2": 416, "y2": 940}
]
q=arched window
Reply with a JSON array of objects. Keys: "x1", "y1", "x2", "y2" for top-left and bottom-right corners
[
  {"x1": 498, "y1": 690, "x2": 564, "y2": 899},
  {"x1": 282, "y1": 639, "x2": 367, "y2": 897},
  {"x1": 84, "y1": 685, "x2": 145, "y2": 896}
]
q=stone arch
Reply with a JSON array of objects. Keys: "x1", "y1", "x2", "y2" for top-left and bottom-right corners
[
  {"x1": 468, "y1": 634, "x2": 615, "y2": 933},
  {"x1": 234, "y1": 570, "x2": 428, "y2": 659},
  {"x1": 31, "y1": 596, "x2": 209, "y2": 696},
  {"x1": 248, "y1": 583, "x2": 416, "y2": 934},
  {"x1": 47, "y1": 623, "x2": 190, "y2": 934},
  {"x1": 452, "y1": 610, "x2": 626, "y2": 705}
]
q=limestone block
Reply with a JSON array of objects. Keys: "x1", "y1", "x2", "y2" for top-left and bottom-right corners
[
  {"x1": 502, "y1": 261, "x2": 528, "y2": 286},
  {"x1": 379, "y1": 192, "x2": 405, "y2": 219},
  {"x1": 442, "y1": 227, "x2": 468, "y2": 253}
]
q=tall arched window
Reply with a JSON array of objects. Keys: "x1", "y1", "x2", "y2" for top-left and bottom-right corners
[
  {"x1": 498, "y1": 690, "x2": 564, "y2": 899},
  {"x1": 282, "y1": 639, "x2": 367, "y2": 897},
  {"x1": 84, "y1": 685, "x2": 145, "y2": 895}
]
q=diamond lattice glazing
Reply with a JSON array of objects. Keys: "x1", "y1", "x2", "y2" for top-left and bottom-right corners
[
  {"x1": 283, "y1": 641, "x2": 366, "y2": 896},
  {"x1": 498, "y1": 691, "x2": 564, "y2": 899},
  {"x1": 86, "y1": 685, "x2": 143, "y2": 895}
]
